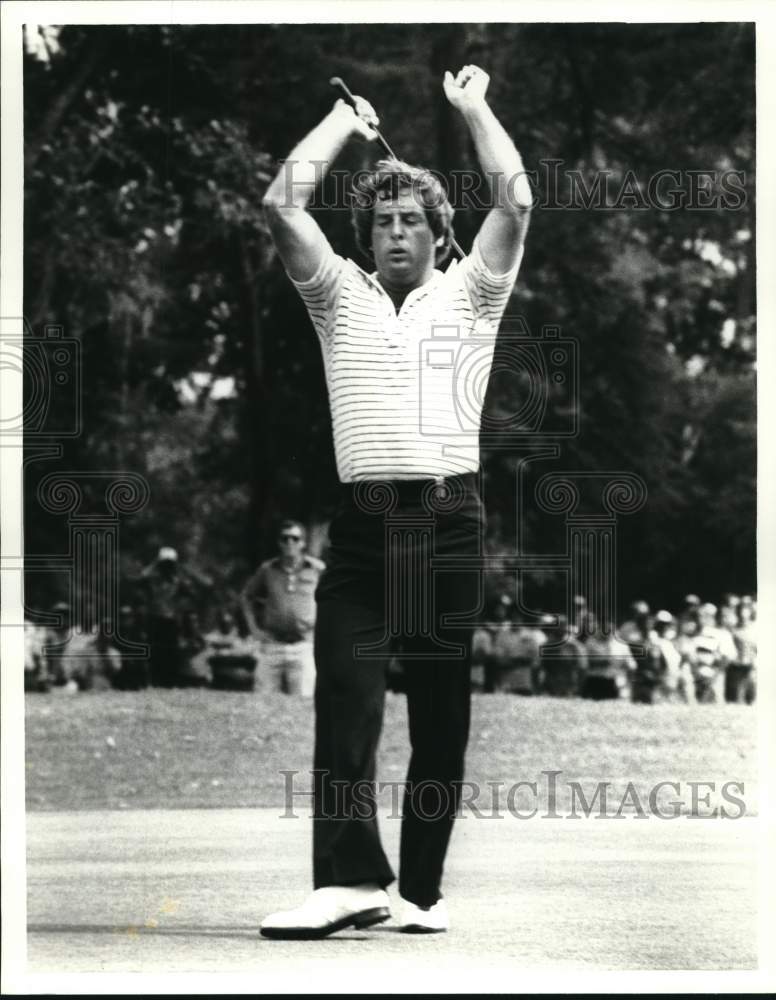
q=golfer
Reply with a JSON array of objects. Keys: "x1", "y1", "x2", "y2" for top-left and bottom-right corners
[{"x1": 260, "y1": 65, "x2": 532, "y2": 938}]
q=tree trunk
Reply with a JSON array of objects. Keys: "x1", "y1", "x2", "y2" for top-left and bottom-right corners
[
  {"x1": 25, "y1": 46, "x2": 100, "y2": 174},
  {"x1": 239, "y1": 234, "x2": 272, "y2": 565}
]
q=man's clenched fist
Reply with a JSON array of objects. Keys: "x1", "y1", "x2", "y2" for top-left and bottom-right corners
[{"x1": 443, "y1": 65, "x2": 490, "y2": 112}]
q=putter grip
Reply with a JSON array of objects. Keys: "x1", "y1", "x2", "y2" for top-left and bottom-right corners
[{"x1": 330, "y1": 76, "x2": 358, "y2": 109}]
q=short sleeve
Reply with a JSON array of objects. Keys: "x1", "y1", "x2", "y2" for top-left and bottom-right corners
[
  {"x1": 289, "y1": 245, "x2": 347, "y2": 344},
  {"x1": 461, "y1": 231, "x2": 523, "y2": 328}
]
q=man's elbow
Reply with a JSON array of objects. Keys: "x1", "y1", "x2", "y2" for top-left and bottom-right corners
[
  {"x1": 504, "y1": 172, "x2": 534, "y2": 217},
  {"x1": 262, "y1": 190, "x2": 285, "y2": 219}
]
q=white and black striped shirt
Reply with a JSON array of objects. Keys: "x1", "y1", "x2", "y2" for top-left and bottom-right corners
[{"x1": 291, "y1": 234, "x2": 522, "y2": 482}]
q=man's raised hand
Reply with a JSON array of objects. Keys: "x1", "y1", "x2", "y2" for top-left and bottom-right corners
[
  {"x1": 443, "y1": 65, "x2": 490, "y2": 113},
  {"x1": 333, "y1": 96, "x2": 379, "y2": 141}
]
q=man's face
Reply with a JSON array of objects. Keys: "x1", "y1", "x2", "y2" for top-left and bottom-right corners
[
  {"x1": 278, "y1": 526, "x2": 304, "y2": 556},
  {"x1": 371, "y1": 187, "x2": 436, "y2": 290}
]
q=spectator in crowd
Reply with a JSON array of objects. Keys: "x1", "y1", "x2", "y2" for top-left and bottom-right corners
[
  {"x1": 42, "y1": 600, "x2": 77, "y2": 690},
  {"x1": 718, "y1": 603, "x2": 739, "y2": 633},
  {"x1": 720, "y1": 599, "x2": 757, "y2": 704},
  {"x1": 619, "y1": 599, "x2": 652, "y2": 658},
  {"x1": 720, "y1": 593, "x2": 741, "y2": 616},
  {"x1": 70, "y1": 619, "x2": 123, "y2": 691},
  {"x1": 581, "y1": 615, "x2": 636, "y2": 700},
  {"x1": 136, "y1": 546, "x2": 212, "y2": 688},
  {"x1": 241, "y1": 521, "x2": 324, "y2": 696},
  {"x1": 203, "y1": 609, "x2": 244, "y2": 653},
  {"x1": 24, "y1": 619, "x2": 48, "y2": 692},
  {"x1": 539, "y1": 614, "x2": 587, "y2": 697},
  {"x1": 203, "y1": 609, "x2": 258, "y2": 691},
  {"x1": 177, "y1": 610, "x2": 211, "y2": 687},
  {"x1": 662, "y1": 610, "x2": 696, "y2": 704},
  {"x1": 488, "y1": 615, "x2": 546, "y2": 694},
  {"x1": 571, "y1": 594, "x2": 588, "y2": 638},
  {"x1": 632, "y1": 610, "x2": 690, "y2": 704},
  {"x1": 470, "y1": 621, "x2": 494, "y2": 692},
  {"x1": 112, "y1": 605, "x2": 150, "y2": 691},
  {"x1": 740, "y1": 594, "x2": 756, "y2": 618},
  {"x1": 677, "y1": 593, "x2": 701, "y2": 634},
  {"x1": 482, "y1": 597, "x2": 510, "y2": 692},
  {"x1": 686, "y1": 602, "x2": 737, "y2": 703},
  {"x1": 729, "y1": 600, "x2": 757, "y2": 704}
]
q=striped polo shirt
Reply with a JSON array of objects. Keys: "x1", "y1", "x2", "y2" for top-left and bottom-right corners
[{"x1": 291, "y1": 233, "x2": 522, "y2": 482}]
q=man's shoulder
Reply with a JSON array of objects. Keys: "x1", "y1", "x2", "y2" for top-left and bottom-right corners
[{"x1": 303, "y1": 555, "x2": 326, "y2": 573}]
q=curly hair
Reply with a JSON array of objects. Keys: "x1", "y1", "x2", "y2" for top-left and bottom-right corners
[{"x1": 350, "y1": 159, "x2": 455, "y2": 265}]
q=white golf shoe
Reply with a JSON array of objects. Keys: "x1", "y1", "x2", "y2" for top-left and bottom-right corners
[
  {"x1": 398, "y1": 896, "x2": 449, "y2": 933},
  {"x1": 260, "y1": 884, "x2": 391, "y2": 940}
]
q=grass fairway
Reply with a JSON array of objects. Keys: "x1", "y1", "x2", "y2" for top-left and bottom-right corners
[{"x1": 25, "y1": 690, "x2": 757, "y2": 813}]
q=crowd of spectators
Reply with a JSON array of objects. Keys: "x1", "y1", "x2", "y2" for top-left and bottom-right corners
[
  {"x1": 23, "y1": 525, "x2": 322, "y2": 697},
  {"x1": 466, "y1": 591, "x2": 757, "y2": 704},
  {"x1": 24, "y1": 539, "x2": 757, "y2": 706}
]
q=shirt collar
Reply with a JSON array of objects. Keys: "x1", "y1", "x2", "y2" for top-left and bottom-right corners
[{"x1": 361, "y1": 264, "x2": 448, "y2": 303}]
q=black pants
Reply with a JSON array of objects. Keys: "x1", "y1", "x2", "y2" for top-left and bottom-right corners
[
  {"x1": 148, "y1": 616, "x2": 182, "y2": 687},
  {"x1": 312, "y1": 473, "x2": 485, "y2": 907}
]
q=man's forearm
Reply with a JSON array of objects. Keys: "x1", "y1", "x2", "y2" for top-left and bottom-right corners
[
  {"x1": 264, "y1": 106, "x2": 356, "y2": 211},
  {"x1": 240, "y1": 596, "x2": 261, "y2": 637},
  {"x1": 463, "y1": 102, "x2": 533, "y2": 214}
]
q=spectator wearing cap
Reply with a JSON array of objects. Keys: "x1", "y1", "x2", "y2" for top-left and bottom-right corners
[
  {"x1": 136, "y1": 546, "x2": 213, "y2": 687},
  {"x1": 635, "y1": 610, "x2": 692, "y2": 704},
  {"x1": 241, "y1": 521, "x2": 324, "y2": 696}
]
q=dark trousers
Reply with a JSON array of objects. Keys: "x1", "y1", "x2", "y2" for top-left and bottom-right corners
[
  {"x1": 312, "y1": 473, "x2": 485, "y2": 907},
  {"x1": 148, "y1": 616, "x2": 181, "y2": 687}
]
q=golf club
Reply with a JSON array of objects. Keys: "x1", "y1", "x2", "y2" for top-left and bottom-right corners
[{"x1": 330, "y1": 76, "x2": 465, "y2": 260}]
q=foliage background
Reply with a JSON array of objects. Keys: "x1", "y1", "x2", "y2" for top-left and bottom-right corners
[{"x1": 22, "y1": 21, "x2": 756, "y2": 624}]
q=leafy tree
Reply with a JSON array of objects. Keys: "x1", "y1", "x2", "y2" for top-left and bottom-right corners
[{"x1": 23, "y1": 22, "x2": 755, "y2": 622}]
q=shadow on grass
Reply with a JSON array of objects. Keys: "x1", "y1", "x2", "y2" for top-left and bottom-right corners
[{"x1": 27, "y1": 922, "x2": 405, "y2": 941}]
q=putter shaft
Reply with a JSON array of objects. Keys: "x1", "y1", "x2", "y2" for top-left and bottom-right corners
[{"x1": 329, "y1": 76, "x2": 465, "y2": 260}]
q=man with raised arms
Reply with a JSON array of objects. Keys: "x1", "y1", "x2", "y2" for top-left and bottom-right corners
[{"x1": 260, "y1": 65, "x2": 532, "y2": 938}]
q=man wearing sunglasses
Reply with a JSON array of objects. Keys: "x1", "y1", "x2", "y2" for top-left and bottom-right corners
[{"x1": 240, "y1": 520, "x2": 324, "y2": 696}]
